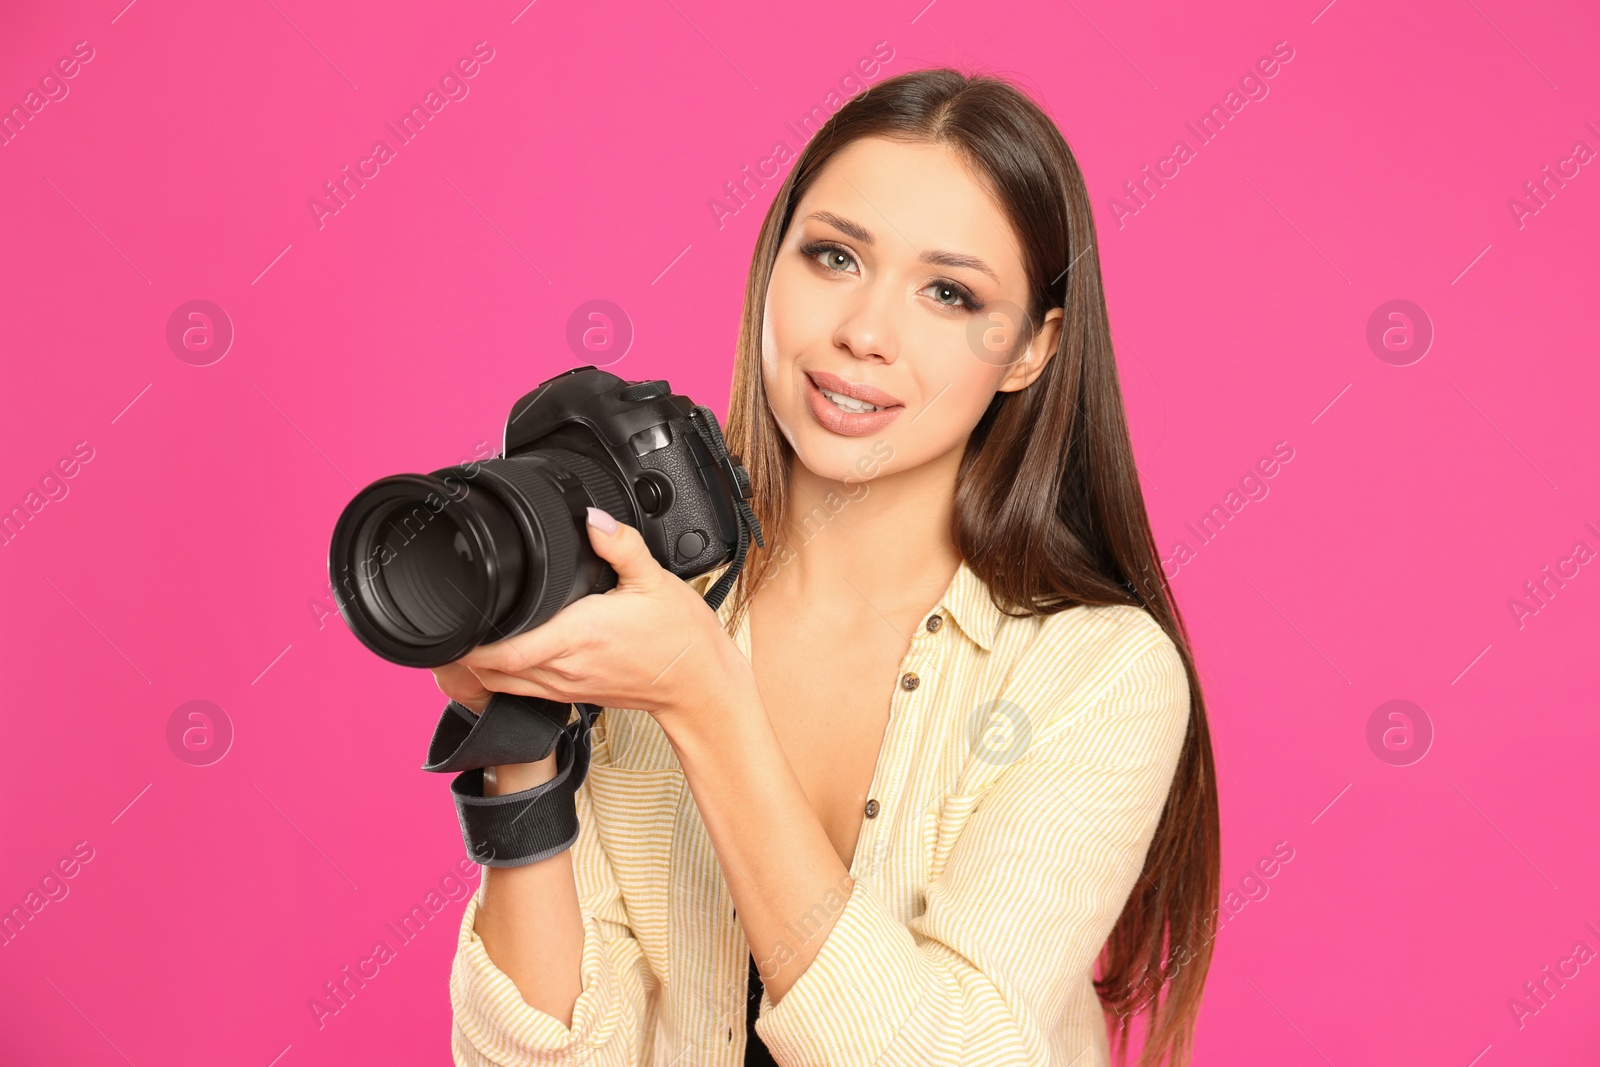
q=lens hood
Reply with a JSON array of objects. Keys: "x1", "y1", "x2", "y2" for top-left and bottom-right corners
[{"x1": 329, "y1": 470, "x2": 525, "y2": 668}]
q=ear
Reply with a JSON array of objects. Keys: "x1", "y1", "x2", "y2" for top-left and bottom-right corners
[{"x1": 997, "y1": 306, "x2": 1064, "y2": 393}]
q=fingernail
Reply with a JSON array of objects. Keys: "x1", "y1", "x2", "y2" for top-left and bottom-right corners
[{"x1": 586, "y1": 506, "x2": 618, "y2": 534}]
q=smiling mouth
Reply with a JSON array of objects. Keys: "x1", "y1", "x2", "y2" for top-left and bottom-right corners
[
  {"x1": 802, "y1": 372, "x2": 905, "y2": 436},
  {"x1": 815, "y1": 385, "x2": 886, "y2": 413},
  {"x1": 804, "y1": 371, "x2": 904, "y2": 415}
]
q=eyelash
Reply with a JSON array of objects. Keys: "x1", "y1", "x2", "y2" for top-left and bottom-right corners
[{"x1": 799, "y1": 239, "x2": 985, "y2": 313}]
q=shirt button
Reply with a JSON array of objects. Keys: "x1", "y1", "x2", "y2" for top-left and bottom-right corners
[
  {"x1": 900, "y1": 672, "x2": 920, "y2": 691},
  {"x1": 926, "y1": 614, "x2": 943, "y2": 633},
  {"x1": 864, "y1": 798, "x2": 880, "y2": 818}
]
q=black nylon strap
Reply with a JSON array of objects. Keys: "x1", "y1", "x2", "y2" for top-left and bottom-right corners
[
  {"x1": 421, "y1": 695, "x2": 597, "y2": 867},
  {"x1": 688, "y1": 404, "x2": 765, "y2": 611},
  {"x1": 448, "y1": 703, "x2": 600, "y2": 868},
  {"x1": 421, "y1": 691, "x2": 572, "y2": 774}
]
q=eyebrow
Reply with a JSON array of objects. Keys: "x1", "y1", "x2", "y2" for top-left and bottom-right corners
[{"x1": 803, "y1": 210, "x2": 1001, "y2": 284}]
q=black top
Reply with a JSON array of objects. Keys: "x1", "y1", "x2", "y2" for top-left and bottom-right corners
[{"x1": 745, "y1": 952, "x2": 781, "y2": 1065}]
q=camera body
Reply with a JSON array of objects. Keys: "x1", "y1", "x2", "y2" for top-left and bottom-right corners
[
  {"x1": 504, "y1": 365, "x2": 751, "y2": 581},
  {"x1": 328, "y1": 366, "x2": 756, "y2": 668}
]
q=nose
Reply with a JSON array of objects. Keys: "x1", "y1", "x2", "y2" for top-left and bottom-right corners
[{"x1": 832, "y1": 274, "x2": 900, "y2": 365}]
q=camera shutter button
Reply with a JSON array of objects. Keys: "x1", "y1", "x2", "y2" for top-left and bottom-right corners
[{"x1": 675, "y1": 530, "x2": 708, "y2": 561}]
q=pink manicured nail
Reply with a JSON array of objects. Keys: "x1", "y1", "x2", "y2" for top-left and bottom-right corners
[{"x1": 586, "y1": 506, "x2": 618, "y2": 534}]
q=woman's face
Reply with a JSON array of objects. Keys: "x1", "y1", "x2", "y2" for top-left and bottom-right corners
[{"x1": 761, "y1": 135, "x2": 1063, "y2": 486}]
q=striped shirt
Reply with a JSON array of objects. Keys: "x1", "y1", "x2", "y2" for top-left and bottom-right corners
[{"x1": 450, "y1": 557, "x2": 1192, "y2": 1066}]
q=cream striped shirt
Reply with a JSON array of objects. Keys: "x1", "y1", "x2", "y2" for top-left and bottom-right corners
[{"x1": 450, "y1": 558, "x2": 1191, "y2": 1066}]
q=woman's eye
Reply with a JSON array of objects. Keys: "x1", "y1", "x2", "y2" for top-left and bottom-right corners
[
  {"x1": 803, "y1": 241, "x2": 858, "y2": 274},
  {"x1": 924, "y1": 281, "x2": 982, "y2": 312}
]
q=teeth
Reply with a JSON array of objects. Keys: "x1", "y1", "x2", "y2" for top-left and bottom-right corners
[{"x1": 818, "y1": 385, "x2": 882, "y2": 414}]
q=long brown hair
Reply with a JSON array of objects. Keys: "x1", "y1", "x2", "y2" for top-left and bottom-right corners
[{"x1": 718, "y1": 67, "x2": 1219, "y2": 1067}]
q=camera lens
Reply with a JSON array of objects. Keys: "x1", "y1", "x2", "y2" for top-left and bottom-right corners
[
  {"x1": 328, "y1": 450, "x2": 632, "y2": 668},
  {"x1": 370, "y1": 505, "x2": 487, "y2": 637}
]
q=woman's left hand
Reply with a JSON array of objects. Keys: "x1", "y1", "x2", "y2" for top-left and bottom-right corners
[{"x1": 455, "y1": 507, "x2": 748, "y2": 723}]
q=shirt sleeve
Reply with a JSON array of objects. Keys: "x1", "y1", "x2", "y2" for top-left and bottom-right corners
[
  {"x1": 753, "y1": 626, "x2": 1192, "y2": 1067},
  {"x1": 450, "y1": 775, "x2": 657, "y2": 1066}
]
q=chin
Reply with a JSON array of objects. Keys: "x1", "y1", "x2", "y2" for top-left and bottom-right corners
[
  {"x1": 785, "y1": 425, "x2": 899, "y2": 488},
  {"x1": 795, "y1": 449, "x2": 869, "y2": 485}
]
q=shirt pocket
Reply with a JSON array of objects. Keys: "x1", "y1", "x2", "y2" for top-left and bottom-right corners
[
  {"x1": 594, "y1": 706, "x2": 678, "y2": 771},
  {"x1": 582, "y1": 760, "x2": 684, "y2": 984},
  {"x1": 920, "y1": 790, "x2": 982, "y2": 883}
]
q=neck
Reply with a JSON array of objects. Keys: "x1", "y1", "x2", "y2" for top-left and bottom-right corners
[{"x1": 764, "y1": 443, "x2": 965, "y2": 616}]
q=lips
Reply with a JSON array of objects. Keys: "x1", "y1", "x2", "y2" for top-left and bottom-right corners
[
  {"x1": 802, "y1": 370, "x2": 905, "y2": 437},
  {"x1": 805, "y1": 370, "x2": 904, "y2": 409}
]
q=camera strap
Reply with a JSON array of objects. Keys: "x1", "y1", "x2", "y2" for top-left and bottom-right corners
[
  {"x1": 422, "y1": 692, "x2": 597, "y2": 868},
  {"x1": 447, "y1": 712, "x2": 592, "y2": 868},
  {"x1": 686, "y1": 403, "x2": 764, "y2": 610}
]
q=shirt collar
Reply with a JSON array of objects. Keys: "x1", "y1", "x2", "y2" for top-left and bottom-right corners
[
  {"x1": 937, "y1": 558, "x2": 1003, "y2": 653},
  {"x1": 715, "y1": 557, "x2": 1005, "y2": 654}
]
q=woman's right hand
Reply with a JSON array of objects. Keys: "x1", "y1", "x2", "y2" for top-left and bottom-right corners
[{"x1": 431, "y1": 659, "x2": 561, "y2": 792}]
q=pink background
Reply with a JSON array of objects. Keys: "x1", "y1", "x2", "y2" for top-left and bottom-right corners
[{"x1": 3, "y1": 0, "x2": 1597, "y2": 1063}]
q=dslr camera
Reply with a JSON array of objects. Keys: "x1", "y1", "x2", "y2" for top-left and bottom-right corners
[{"x1": 327, "y1": 366, "x2": 762, "y2": 668}]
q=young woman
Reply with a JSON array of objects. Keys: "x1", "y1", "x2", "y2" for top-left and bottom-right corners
[{"x1": 433, "y1": 67, "x2": 1219, "y2": 1067}]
